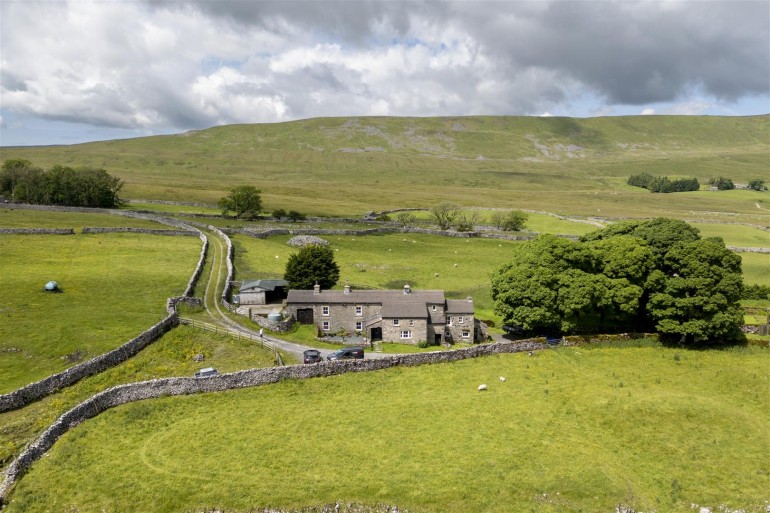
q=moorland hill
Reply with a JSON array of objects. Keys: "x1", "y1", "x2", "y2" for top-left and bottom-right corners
[{"x1": 1, "y1": 115, "x2": 768, "y2": 217}]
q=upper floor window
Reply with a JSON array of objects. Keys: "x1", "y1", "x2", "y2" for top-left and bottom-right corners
[
  {"x1": 458, "y1": 316, "x2": 464, "y2": 324},
  {"x1": 393, "y1": 319, "x2": 400, "y2": 326},
  {"x1": 355, "y1": 305, "x2": 363, "y2": 316},
  {"x1": 322, "y1": 305, "x2": 330, "y2": 316}
]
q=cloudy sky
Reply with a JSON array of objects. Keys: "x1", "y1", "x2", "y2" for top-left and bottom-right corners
[{"x1": 1, "y1": 0, "x2": 768, "y2": 146}]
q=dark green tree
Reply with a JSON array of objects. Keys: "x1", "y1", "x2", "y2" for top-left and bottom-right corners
[
  {"x1": 272, "y1": 208, "x2": 287, "y2": 220},
  {"x1": 284, "y1": 244, "x2": 340, "y2": 290},
  {"x1": 648, "y1": 237, "x2": 744, "y2": 345},
  {"x1": 287, "y1": 210, "x2": 306, "y2": 222},
  {"x1": 747, "y1": 179, "x2": 767, "y2": 191},
  {"x1": 494, "y1": 221, "x2": 745, "y2": 344},
  {"x1": 219, "y1": 185, "x2": 262, "y2": 219}
]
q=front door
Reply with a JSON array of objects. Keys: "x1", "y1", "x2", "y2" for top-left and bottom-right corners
[
  {"x1": 297, "y1": 308, "x2": 314, "y2": 325},
  {"x1": 370, "y1": 327, "x2": 382, "y2": 341}
]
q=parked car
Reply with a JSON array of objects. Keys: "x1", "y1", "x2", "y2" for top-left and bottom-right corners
[
  {"x1": 502, "y1": 324, "x2": 524, "y2": 335},
  {"x1": 194, "y1": 367, "x2": 219, "y2": 378},
  {"x1": 326, "y1": 347, "x2": 364, "y2": 361},
  {"x1": 303, "y1": 349, "x2": 323, "y2": 364}
]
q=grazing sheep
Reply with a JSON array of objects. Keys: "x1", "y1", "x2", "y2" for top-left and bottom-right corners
[
  {"x1": 478, "y1": 384, "x2": 488, "y2": 391},
  {"x1": 528, "y1": 351, "x2": 535, "y2": 357},
  {"x1": 499, "y1": 376, "x2": 506, "y2": 382}
]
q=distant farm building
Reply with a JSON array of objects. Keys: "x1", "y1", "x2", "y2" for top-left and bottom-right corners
[{"x1": 235, "y1": 279, "x2": 288, "y2": 305}]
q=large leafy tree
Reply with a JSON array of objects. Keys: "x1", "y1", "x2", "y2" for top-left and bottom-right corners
[
  {"x1": 492, "y1": 220, "x2": 745, "y2": 345},
  {"x1": 218, "y1": 185, "x2": 262, "y2": 219},
  {"x1": 284, "y1": 244, "x2": 340, "y2": 290}
]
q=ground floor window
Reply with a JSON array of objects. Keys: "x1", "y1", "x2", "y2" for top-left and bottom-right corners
[
  {"x1": 355, "y1": 321, "x2": 363, "y2": 331},
  {"x1": 462, "y1": 330, "x2": 470, "y2": 339},
  {"x1": 400, "y1": 330, "x2": 412, "y2": 339},
  {"x1": 322, "y1": 321, "x2": 330, "y2": 331}
]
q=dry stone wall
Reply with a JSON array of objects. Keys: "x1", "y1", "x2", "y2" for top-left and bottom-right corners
[
  {"x1": 0, "y1": 339, "x2": 545, "y2": 505},
  {"x1": 0, "y1": 315, "x2": 178, "y2": 414},
  {"x1": 82, "y1": 227, "x2": 197, "y2": 236},
  {"x1": 0, "y1": 228, "x2": 74, "y2": 235},
  {"x1": 0, "y1": 204, "x2": 210, "y2": 412}
]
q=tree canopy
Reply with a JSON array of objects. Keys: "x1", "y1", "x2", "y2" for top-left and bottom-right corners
[
  {"x1": 0, "y1": 159, "x2": 124, "y2": 208},
  {"x1": 491, "y1": 219, "x2": 744, "y2": 345},
  {"x1": 284, "y1": 244, "x2": 340, "y2": 290},
  {"x1": 218, "y1": 185, "x2": 262, "y2": 219}
]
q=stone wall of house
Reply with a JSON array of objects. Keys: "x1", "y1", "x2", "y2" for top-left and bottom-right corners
[
  {"x1": 445, "y1": 315, "x2": 475, "y2": 344},
  {"x1": 0, "y1": 339, "x2": 546, "y2": 504},
  {"x1": 381, "y1": 317, "x2": 429, "y2": 344}
]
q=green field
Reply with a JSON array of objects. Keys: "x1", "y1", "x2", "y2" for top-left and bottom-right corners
[
  {"x1": 0, "y1": 325, "x2": 279, "y2": 468},
  {"x1": 8, "y1": 341, "x2": 768, "y2": 513},
  {"x1": 233, "y1": 233, "x2": 522, "y2": 322},
  {"x1": 0, "y1": 208, "x2": 174, "y2": 230},
  {"x1": 0, "y1": 233, "x2": 201, "y2": 392},
  {"x1": 1, "y1": 116, "x2": 767, "y2": 219},
  {"x1": 1, "y1": 116, "x2": 769, "y2": 511}
]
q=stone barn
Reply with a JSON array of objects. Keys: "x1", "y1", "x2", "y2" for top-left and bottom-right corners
[{"x1": 236, "y1": 279, "x2": 288, "y2": 305}]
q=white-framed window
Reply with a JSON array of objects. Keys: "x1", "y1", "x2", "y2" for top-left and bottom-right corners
[
  {"x1": 355, "y1": 305, "x2": 363, "y2": 316},
  {"x1": 458, "y1": 316, "x2": 464, "y2": 324},
  {"x1": 322, "y1": 321, "x2": 330, "y2": 331},
  {"x1": 462, "y1": 330, "x2": 470, "y2": 339},
  {"x1": 322, "y1": 305, "x2": 330, "y2": 316},
  {"x1": 355, "y1": 321, "x2": 363, "y2": 331},
  {"x1": 409, "y1": 319, "x2": 414, "y2": 327},
  {"x1": 447, "y1": 316, "x2": 453, "y2": 326},
  {"x1": 400, "y1": 330, "x2": 412, "y2": 339},
  {"x1": 393, "y1": 319, "x2": 400, "y2": 326}
]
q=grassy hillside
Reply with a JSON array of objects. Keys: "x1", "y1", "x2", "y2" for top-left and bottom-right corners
[
  {"x1": 1, "y1": 115, "x2": 767, "y2": 218},
  {"x1": 9, "y1": 341, "x2": 768, "y2": 513}
]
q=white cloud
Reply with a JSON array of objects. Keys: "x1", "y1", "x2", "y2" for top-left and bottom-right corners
[
  {"x1": 0, "y1": 0, "x2": 767, "y2": 145},
  {"x1": 641, "y1": 108, "x2": 656, "y2": 115}
]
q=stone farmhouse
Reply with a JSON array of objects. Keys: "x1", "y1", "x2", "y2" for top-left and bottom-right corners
[{"x1": 285, "y1": 283, "x2": 475, "y2": 345}]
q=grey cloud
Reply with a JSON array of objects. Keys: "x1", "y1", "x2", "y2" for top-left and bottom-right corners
[{"x1": 448, "y1": 1, "x2": 769, "y2": 105}]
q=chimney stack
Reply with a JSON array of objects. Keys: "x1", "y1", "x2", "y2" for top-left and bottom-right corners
[
  {"x1": 313, "y1": 282, "x2": 320, "y2": 295},
  {"x1": 344, "y1": 280, "x2": 350, "y2": 295}
]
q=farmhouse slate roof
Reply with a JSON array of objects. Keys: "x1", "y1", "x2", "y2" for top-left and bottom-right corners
[
  {"x1": 286, "y1": 288, "x2": 445, "y2": 305},
  {"x1": 381, "y1": 302, "x2": 430, "y2": 318},
  {"x1": 241, "y1": 279, "x2": 288, "y2": 292},
  {"x1": 446, "y1": 299, "x2": 475, "y2": 314}
]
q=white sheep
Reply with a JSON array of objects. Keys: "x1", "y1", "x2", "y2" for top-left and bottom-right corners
[
  {"x1": 478, "y1": 384, "x2": 488, "y2": 391},
  {"x1": 499, "y1": 376, "x2": 506, "y2": 382}
]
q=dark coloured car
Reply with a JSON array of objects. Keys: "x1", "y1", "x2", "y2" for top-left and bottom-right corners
[
  {"x1": 326, "y1": 347, "x2": 364, "y2": 361},
  {"x1": 303, "y1": 349, "x2": 323, "y2": 364},
  {"x1": 502, "y1": 324, "x2": 524, "y2": 336},
  {"x1": 194, "y1": 367, "x2": 219, "y2": 378}
]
